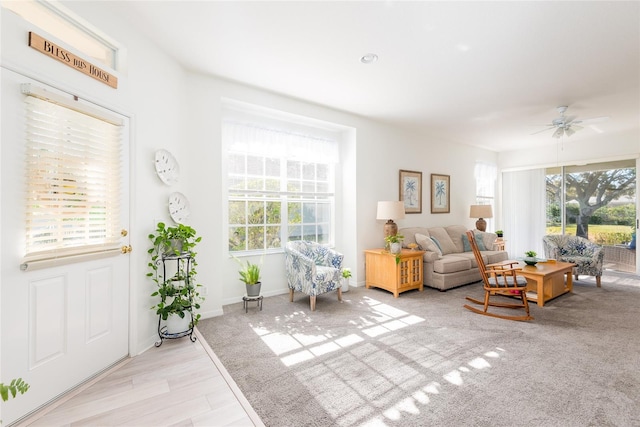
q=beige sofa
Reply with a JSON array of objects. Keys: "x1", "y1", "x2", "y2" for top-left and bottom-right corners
[{"x1": 399, "y1": 225, "x2": 508, "y2": 291}]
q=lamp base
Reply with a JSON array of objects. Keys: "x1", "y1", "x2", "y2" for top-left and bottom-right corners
[
  {"x1": 475, "y1": 218, "x2": 487, "y2": 232},
  {"x1": 384, "y1": 220, "x2": 398, "y2": 237}
]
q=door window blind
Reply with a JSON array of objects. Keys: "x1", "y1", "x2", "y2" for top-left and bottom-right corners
[{"x1": 23, "y1": 92, "x2": 122, "y2": 262}]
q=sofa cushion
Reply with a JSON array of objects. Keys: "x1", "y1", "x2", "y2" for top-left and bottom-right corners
[
  {"x1": 485, "y1": 251, "x2": 509, "y2": 265},
  {"x1": 416, "y1": 233, "x2": 442, "y2": 258},
  {"x1": 452, "y1": 251, "x2": 479, "y2": 267},
  {"x1": 445, "y1": 225, "x2": 468, "y2": 253},
  {"x1": 433, "y1": 255, "x2": 472, "y2": 274},
  {"x1": 478, "y1": 231, "x2": 498, "y2": 251},
  {"x1": 400, "y1": 227, "x2": 430, "y2": 247},
  {"x1": 428, "y1": 227, "x2": 458, "y2": 255}
]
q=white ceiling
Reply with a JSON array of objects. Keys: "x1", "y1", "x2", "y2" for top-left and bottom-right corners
[{"x1": 106, "y1": 1, "x2": 640, "y2": 152}]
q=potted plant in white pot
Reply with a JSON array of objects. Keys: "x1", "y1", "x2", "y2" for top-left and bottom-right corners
[
  {"x1": 236, "y1": 258, "x2": 262, "y2": 296},
  {"x1": 384, "y1": 233, "x2": 405, "y2": 254},
  {"x1": 147, "y1": 222, "x2": 203, "y2": 334},
  {"x1": 341, "y1": 267, "x2": 352, "y2": 292}
]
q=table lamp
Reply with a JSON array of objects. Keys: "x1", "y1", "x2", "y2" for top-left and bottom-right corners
[
  {"x1": 469, "y1": 205, "x2": 493, "y2": 232},
  {"x1": 377, "y1": 201, "x2": 406, "y2": 237}
]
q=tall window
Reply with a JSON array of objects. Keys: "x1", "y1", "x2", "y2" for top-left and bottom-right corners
[
  {"x1": 474, "y1": 162, "x2": 497, "y2": 230},
  {"x1": 225, "y1": 118, "x2": 339, "y2": 253},
  {"x1": 23, "y1": 85, "x2": 123, "y2": 261}
]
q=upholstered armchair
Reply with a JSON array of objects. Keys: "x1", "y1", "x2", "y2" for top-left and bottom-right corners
[
  {"x1": 542, "y1": 235, "x2": 604, "y2": 287},
  {"x1": 284, "y1": 241, "x2": 343, "y2": 311}
]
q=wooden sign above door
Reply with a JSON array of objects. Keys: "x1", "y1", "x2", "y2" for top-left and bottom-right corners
[{"x1": 28, "y1": 32, "x2": 118, "y2": 89}]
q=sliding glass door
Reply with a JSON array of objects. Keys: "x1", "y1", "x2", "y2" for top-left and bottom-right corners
[{"x1": 546, "y1": 159, "x2": 636, "y2": 273}]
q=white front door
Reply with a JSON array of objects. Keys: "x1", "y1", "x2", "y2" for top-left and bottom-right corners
[{"x1": 1, "y1": 70, "x2": 130, "y2": 425}]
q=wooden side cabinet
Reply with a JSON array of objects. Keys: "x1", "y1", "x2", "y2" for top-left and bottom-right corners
[{"x1": 364, "y1": 249, "x2": 425, "y2": 297}]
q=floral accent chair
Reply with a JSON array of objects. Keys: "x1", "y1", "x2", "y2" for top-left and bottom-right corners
[
  {"x1": 284, "y1": 241, "x2": 344, "y2": 311},
  {"x1": 543, "y1": 235, "x2": 604, "y2": 287}
]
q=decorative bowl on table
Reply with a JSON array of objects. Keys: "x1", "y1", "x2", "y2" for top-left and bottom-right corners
[
  {"x1": 524, "y1": 257, "x2": 538, "y2": 266},
  {"x1": 407, "y1": 243, "x2": 419, "y2": 251}
]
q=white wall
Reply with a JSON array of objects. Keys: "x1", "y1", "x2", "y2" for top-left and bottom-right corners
[{"x1": 499, "y1": 128, "x2": 640, "y2": 171}]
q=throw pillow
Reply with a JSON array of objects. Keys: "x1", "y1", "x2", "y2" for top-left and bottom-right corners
[
  {"x1": 461, "y1": 234, "x2": 472, "y2": 252},
  {"x1": 416, "y1": 233, "x2": 442, "y2": 258},
  {"x1": 461, "y1": 233, "x2": 487, "y2": 252},
  {"x1": 474, "y1": 232, "x2": 487, "y2": 251},
  {"x1": 430, "y1": 236, "x2": 444, "y2": 254}
]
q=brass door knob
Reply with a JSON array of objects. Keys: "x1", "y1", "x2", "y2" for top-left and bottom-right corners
[
  {"x1": 121, "y1": 229, "x2": 128, "y2": 237},
  {"x1": 121, "y1": 245, "x2": 133, "y2": 254}
]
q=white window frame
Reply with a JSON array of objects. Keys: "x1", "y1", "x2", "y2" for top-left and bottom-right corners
[{"x1": 223, "y1": 103, "x2": 340, "y2": 255}]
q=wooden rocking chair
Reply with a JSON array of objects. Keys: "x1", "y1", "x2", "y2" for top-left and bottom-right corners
[{"x1": 464, "y1": 230, "x2": 533, "y2": 321}]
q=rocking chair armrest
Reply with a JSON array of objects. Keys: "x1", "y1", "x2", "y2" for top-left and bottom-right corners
[
  {"x1": 486, "y1": 268, "x2": 521, "y2": 280},
  {"x1": 487, "y1": 260, "x2": 520, "y2": 269}
]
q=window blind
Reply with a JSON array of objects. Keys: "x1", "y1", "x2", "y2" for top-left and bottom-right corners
[{"x1": 23, "y1": 93, "x2": 122, "y2": 262}]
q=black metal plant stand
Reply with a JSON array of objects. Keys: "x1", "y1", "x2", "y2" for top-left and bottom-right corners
[{"x1": 155, "y1": 252, "x2": 197, "y2": 347}]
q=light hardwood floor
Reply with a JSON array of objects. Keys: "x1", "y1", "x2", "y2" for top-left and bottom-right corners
[{"x1": 18, "y1": 329, "x2": 263, "y2": 427}]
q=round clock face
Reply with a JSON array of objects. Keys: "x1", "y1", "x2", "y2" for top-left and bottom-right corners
[
  {"x1": 168, "y1": 192, "x2": 191, "y2": 224},
  {"x1": 154, "y1": 149, "x2": 179, "y2": 185}
]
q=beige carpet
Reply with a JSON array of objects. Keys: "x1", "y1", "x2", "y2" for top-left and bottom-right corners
[{"x1": 198, "y1": 272, "x2": 640, "y2": 426}]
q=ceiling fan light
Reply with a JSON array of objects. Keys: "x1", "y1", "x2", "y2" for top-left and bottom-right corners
[
  {"x1": 552, "y1": 127, "x2": 564, "y2": 139},
  {"x1": 565, "y1": 127, "x2": 576, "y2": 137}
]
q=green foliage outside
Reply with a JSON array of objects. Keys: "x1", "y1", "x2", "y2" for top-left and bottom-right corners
[{"x1": 546, "y1": 224, "x2": 634, "y2": 245}]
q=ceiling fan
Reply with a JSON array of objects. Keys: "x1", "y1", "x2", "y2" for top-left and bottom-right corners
[{"x1": 532, "y1": 106, "x2": 609, "y2": 138}]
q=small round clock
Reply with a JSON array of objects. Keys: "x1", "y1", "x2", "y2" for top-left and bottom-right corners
[
  {"x1": 154, "y1": 149, "x2": 179, "y2": 185},
  {"x1": 168, "y1": 192, "x2": 191, "y2": 224}
]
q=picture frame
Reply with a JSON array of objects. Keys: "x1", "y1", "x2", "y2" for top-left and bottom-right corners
[
  {"x1": 430, "y1": 174, "x2": 450, "y2": 213},
  {"x1": 399, "y1": 170, "x2": 422, "y2": 214}
]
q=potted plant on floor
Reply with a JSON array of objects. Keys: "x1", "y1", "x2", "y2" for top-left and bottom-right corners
[
  {"x1": 341, "y1": 267, "x2": 352, "y2": 292},
  {"x1": 147, "y1": 222, "x2": 204, "y2": 332},
  {"x1": 236, "y1": 258, "x2": 262, "y2": 296}
]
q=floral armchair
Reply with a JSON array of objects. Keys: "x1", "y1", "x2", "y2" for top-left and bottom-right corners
[
  {"x1": 284, "y1": 241, "x2": 344, "y2": 311},
  {"x1": 542, "y1": 235, "x2": 604, "y2": 287}
]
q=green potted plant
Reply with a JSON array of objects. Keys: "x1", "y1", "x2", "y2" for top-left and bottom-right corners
[
  {"x1": 384, "y1": 233, "x2": 405, "y2": 254},
  {"x1": 147, "y1": 222, "x2": 203, "y2": 331},
  {"x1": 496, "y1": 230, "x2": 504, "y2": 238},
  {"x1": 236, "y1": 257, "x2": 262, "y2": 296},
  {"x1": 341, "y1": 267, "x2": 352, "y2": 292},
  {"x1": 524, "y1": 250, "x2": 538, "y2": 266}
]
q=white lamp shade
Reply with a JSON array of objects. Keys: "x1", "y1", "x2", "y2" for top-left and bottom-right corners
[
  {"x1": 469, "y1": 204, "x2": 493, "y2": 219},
  {"x1": 377, "y1": 201, "x2": 406, "y2": 220}
]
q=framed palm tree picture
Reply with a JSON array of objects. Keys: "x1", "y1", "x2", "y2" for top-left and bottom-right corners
[
  {"x1": 431, "y1": 173, "x2": 450, "y2": 213},
  {"x1": 399, "y1": 169, "x2": 422, "y2": 213}
]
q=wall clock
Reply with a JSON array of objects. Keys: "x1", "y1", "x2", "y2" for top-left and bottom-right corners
[
  {"x1": 168, "y1": 192, "x2": 191, "y2": 224},
  {"x1": 154, "y1": 149, "x2": 179, "y2": 185}
]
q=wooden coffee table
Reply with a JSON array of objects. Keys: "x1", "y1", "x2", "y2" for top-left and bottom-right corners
[{"x1": 516, "y1": 260, "x2": 575, "y2": 307}]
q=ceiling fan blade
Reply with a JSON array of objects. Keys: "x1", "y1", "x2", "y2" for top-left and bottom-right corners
[
  {"x1": 552, "y1": 127, "x2": 564, "y2": 138},
  {"x1": 530, "y1": 126, "x2": 555, "y2": 136},
  {"x1": 565, "y1": 127, "x2": 576, "y2": 137},
  {"x1": 573, "y1": 116, "x2": 610, "y2": 125}
]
